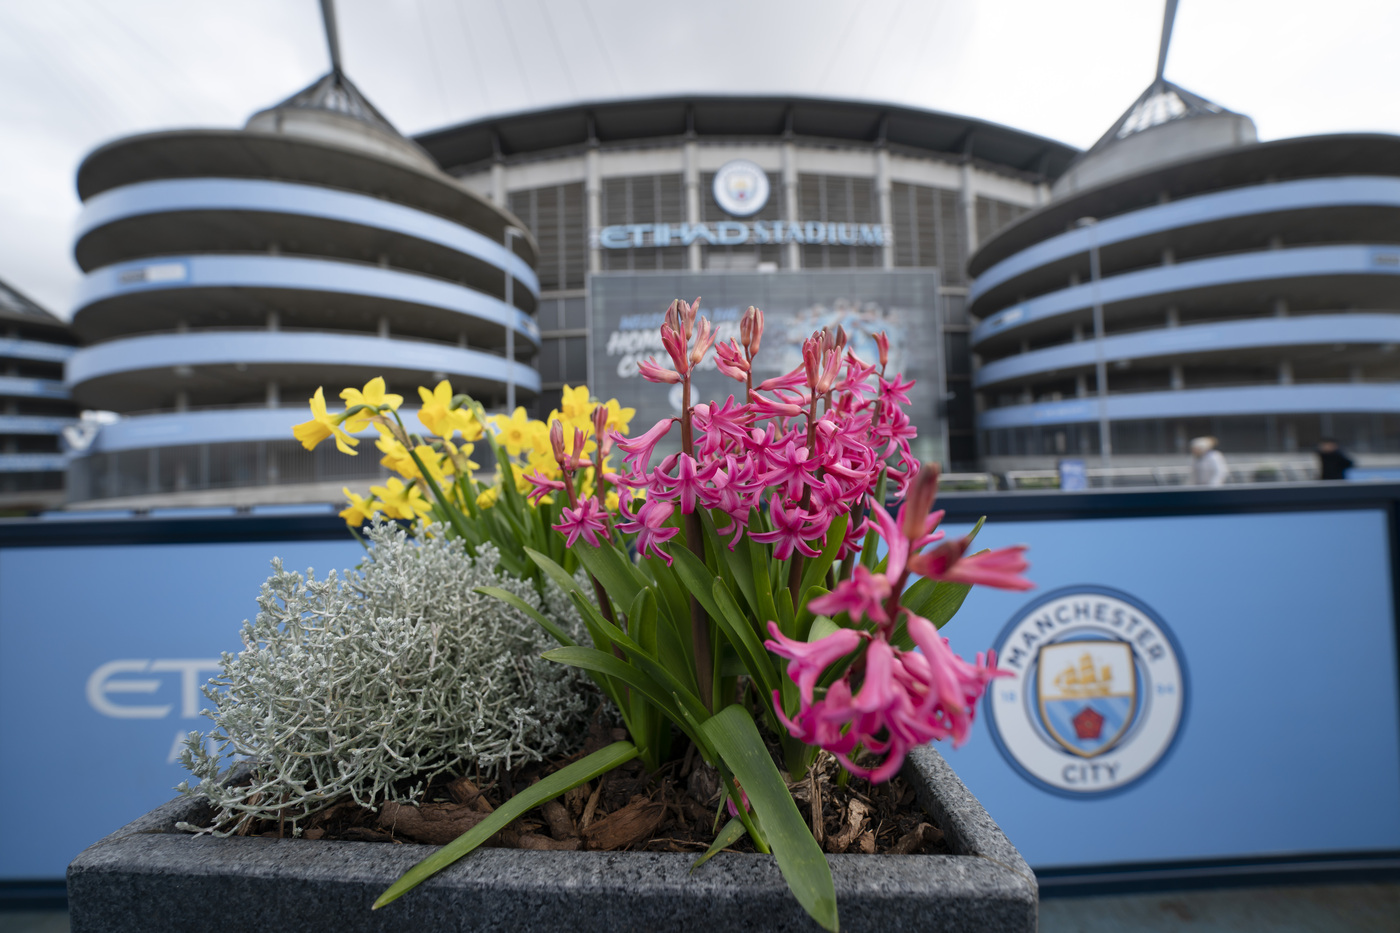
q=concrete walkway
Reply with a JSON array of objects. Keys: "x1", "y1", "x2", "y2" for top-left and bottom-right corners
[
  {"x1": 4, "y1": 883, "x2": 1398, "y2": 932},
  {"x1": 1040, "y1": 883, "x2": 1400, "y2": 933}
]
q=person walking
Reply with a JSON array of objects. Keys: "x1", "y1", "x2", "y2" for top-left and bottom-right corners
[
  {"x1": 1316, "y1": 438, "x2": 1354, "y2": 480},
  {"x1": 1190, "y1": 436, "x2": 1228, "y2": 486}
]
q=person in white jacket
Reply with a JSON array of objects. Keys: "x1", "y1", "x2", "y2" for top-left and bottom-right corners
[{"x1": 1190, "y1": 436, "x2": 1229, "y2": 486}]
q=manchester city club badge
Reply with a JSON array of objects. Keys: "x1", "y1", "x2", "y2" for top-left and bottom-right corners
[{"x1": 986, "y1": 586, "x2": 1187, "y2": 797}]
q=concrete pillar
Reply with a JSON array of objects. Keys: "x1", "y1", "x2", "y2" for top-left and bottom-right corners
[
  {"x1": 266, "y1": 311, "x2": 280, "y2": 332},
  {"x1": 1278, "y1": 359, "x2": 1293, "y2": 385},
  {"x1": 1161, "y1": 247, "x2": 1175, "y2": 266},
  {"x1": 585, "y1": 143, "x2": 602, "y2": 274},
  {"x1": 1166, "y1": 306, "x2": 1180, "y2": 327},
  {"x1": 683, "y1": 138, "x2": 701, "y2": 271},
  {"x1": 174, "y1": 390, "x2": 189, "y2": 413},
  {"x1": 1350, "y1": 364, "x2": 1364, "y2": 383},
  {"x1": 1273, "y1": 298, "x2": 1288, "y2": 317},
  {"x1": 1171, "y1": 365, "x2": 1184, "y2": 390},
  {"x1": 960, "y1": 160, "x2": 978, "y2": 252},
  {"x1": 378, "y1": 317, "x2": 390, "y2": 339},
  {"x1": 875, "y1": 146, "x2": 893, "y2": 269},
  {"x1": 782, "y1": 139, "x2": 799, "y2": 270},
  {"x1": 266, "y1": 382, "x2": 280, "y2": 408},
  {"x1": 1076, "y1": 373, "x2": 1088, "y2": 397},
  {"x1": 1269, "y1": 234, "x2": 1284, "y2": 250},
  {"x1": 491, "y1": 161, "x2": 506, "y2": 207}
]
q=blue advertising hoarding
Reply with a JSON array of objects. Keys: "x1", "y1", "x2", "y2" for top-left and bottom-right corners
[
  {"x1": 0, "y1": 518, "x2": 361, "y2": 881},
  {"x1": 0, "y1": 485, "x2": 1398, "y2": 889}
]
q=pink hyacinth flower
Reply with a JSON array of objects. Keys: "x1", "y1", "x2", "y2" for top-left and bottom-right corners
[
  {"x1": 613, "y1": 418, "x2": 673, "y2": 474},
  {"x1": 522, "y1": 470, "x2": 566, "y2": 505},
  {"x1": 807, "y1": 564, "x2": 893, "y2": 624},
  {"x1": 764, "y1": 622, "x2": 864, "y2": 705},
  {"x1": 552, "y1": 497, "x2": 610, "y2": 548},
  {"x1": 750, "y1": 496, "x2": 822, "y2": 561},
  {"x1": 618, "y1": 498, "x2": 679, "y2": 565},
  {"x1": 908, "y1": 538, "x2": 1034, "y2": 591}
]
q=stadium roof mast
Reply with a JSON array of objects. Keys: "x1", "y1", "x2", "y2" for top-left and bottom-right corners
[
  {"x1": 1083, "y1": 0, "x2": 1242, "y2": 157},
  {"x1": 320, "y1": 0, "x2": 343, "y2": 75}
]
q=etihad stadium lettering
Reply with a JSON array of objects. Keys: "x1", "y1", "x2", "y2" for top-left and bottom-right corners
[{"x1": 592, "y1": 221, "x2": 890, "y2": 249}]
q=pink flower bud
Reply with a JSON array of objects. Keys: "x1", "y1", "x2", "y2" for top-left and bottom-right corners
[
  {"x1": 740, "y1": 306, "x2": 764, "y2": 358},
  {"x1": 901, "y1": 463, "x2": 941, "y2": 540},
  {"x1": 874, "y1": 331, "x2": 890, "y2": 368},
  {"x1": 802, "y1": 334, "x2": 822, "y2": 389},
  {"x1": 690, "y1": 316, "x2": 715, "y2": 367},
  {"x1": 714, "y1": 339, "x2": 750, "y2": 380},
  {"x1": 549, "y1": 420, "x2": 566, "y2": 465},
  {"x1": 638, "y1": 357, "x2": 681, "y2": 384},
  {"x1": 682, "y1": 296, "x2": 700, "y2": 340}
]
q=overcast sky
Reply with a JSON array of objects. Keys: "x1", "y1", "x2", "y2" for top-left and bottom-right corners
[{"x1": 2, "y1": 0, "x2": 1397, "y2": 317}]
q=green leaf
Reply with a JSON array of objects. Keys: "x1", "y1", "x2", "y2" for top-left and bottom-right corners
[
  {"x1": 373, "y1": 741, "x2": 638, "y2": 909},
  {"x1": 543, "y1": 646, "x2": 686, "y2": 727},
  {"x1": 700, "y1": 706, "x2": 838, "y2": 932},
  {"x1": 670, "y1": 545, "x2": 725, "y2": 622},
  {"x1": 525, "y1": 546, "x2": 586, "y2": 600},
  {"x1": 573, "y1": 540, "x2": 649, "y2": 611},
  {"x1": 798, "y1": 512, "x2": 848, "y2": 599},
  {"x1": 705, "y1": 510, "x2": 758, "y2": 613},
  {"x1": 691, "y1": 817, "x2": 748, "y2": 873},
  {"x1": 474, "y1": 586, "x2": 577, "y2": 648},
  {"x1": 710, "y1": 578, "x2": 778, "y2": 695},
  {"x1": 628, "y1": 587, "x2": 659, "y2": 657},
  {"x1": 895, "y1": 578, "x2": 974, "y2": 647}
]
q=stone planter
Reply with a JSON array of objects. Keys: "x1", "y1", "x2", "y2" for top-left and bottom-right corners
[{"x1": 68, "y1": 744, "x2": 1035, "y2": 932}]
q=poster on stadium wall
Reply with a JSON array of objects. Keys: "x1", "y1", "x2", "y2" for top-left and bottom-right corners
[{"x1": 589, "y1": 270, "x2": 945, "y2": 464}]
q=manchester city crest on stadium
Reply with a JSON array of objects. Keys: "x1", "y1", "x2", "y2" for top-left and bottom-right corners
[
  {"x1": 986, "y1": 586, "x2": 1187, "y2": 797},
  {"x1": 712, "y1": 159, "x2": 770, "y2": 217}
]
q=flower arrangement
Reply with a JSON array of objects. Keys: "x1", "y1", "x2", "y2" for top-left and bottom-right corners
[{"x1": 294, "y1": 298, "x2": 1031, "y2": 931}]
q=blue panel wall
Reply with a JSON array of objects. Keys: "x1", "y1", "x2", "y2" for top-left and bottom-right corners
[
  {"x1": 0, "y1": 528, "x2": 361, "y2": 880},
  {"x1": 0, "y1": 485, "x2": 1397, "y2": 885}
]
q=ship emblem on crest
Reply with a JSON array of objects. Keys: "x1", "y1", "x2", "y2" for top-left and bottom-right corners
[{"x1": 1037, "y1": 642, "x2": 1135, "y2": 757}]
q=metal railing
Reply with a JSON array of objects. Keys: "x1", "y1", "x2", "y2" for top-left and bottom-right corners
[{"x1": 1003, "y1": 460, "x2": 1320, "y2": 490}]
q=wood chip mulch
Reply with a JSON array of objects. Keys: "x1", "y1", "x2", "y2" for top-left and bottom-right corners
[{"x1": 219, "y1": 715, "x2": 949, "y2": 857}]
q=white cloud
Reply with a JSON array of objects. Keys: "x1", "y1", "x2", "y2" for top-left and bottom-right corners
[{"x1": 0, "y1": 0, "x2": 1395, "y2": 316}]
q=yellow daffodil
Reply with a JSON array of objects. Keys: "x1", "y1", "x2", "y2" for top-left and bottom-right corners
[
  {"x1": 600, "y1": 398, "x2": 635, "y2": 436},
  {"x1": 377, "y1": 435, "x2": 416, "y2": 478},
  {"x1": 476, "y1": 485, "x2": 500, "y2": 509},
  {"x1": 442, "y1": 439, "x2": 480, "y2": 478},
  {"x1": 604, "y1": 489, "x2": 620, "y2": 512},
  {"x1": 293, "y1": 388, "x2": 359, "y2": 455},
  {"x1": 370, "y1": 477, "x2": 433, "y2": 521},
  {"x1": 340, "y1": 377, "x2": 403, "y2": 433},
  {"x1": 413, "y1": 443, "x2": 456, "y2": 488},
  {"x1": 556, "y1": 384, "x2": 595, "y2": 424},
  {"x1": 489, "y1": 407, "x2": 535, "y2": 458},
  {"x1": 526, "y1": 447, "x2": 561, "y2": 480},
  {"x1": 339, "y1": 488, "x2": 379, "y2": 527},
  {"x1": 417, "y1": 380, "x2": 484, "y2": 440}
]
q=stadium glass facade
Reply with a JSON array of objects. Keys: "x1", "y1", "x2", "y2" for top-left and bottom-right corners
[
  {"x1": 968, "y1": 85, "x2": 1400, "y2": 481},
  {"x1": 64, "y1": 71, "x2": 541, "y2": 507},
  {"x1": 417, "y1": 97, "x2": 1075, "y2": 470}
]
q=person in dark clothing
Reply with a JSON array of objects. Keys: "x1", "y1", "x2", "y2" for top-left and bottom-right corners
[{"x1": 1317, "y1": 438, "x2": 1354, "y2": 480}]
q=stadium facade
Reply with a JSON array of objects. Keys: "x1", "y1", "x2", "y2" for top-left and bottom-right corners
[
  {"x1": 64, "y1": 68, "x2": 542, "y2": 508},
  {"x1": 415, "y1": 97, "x2": 1077, "y2": 469},
  {"x1": 969, "y1": 79, "x2": 1400, "y2": 481},
  {"x1": 0, "y1": 280, "x2": 76, "y2": 512}
]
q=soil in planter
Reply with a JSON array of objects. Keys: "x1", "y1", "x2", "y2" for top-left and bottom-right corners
[{"x1": 213, "y1": 717, "x2": 949, "y2": 857}]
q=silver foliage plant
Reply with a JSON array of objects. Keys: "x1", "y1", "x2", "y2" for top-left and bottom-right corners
[{"x1": 177, "y1": 520, "x2": 590, "y2": 836}]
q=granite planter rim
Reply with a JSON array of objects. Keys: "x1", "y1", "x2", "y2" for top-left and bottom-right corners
[{"x1": 68, "y1": 743, "x2": 1035, "y2": 933}]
